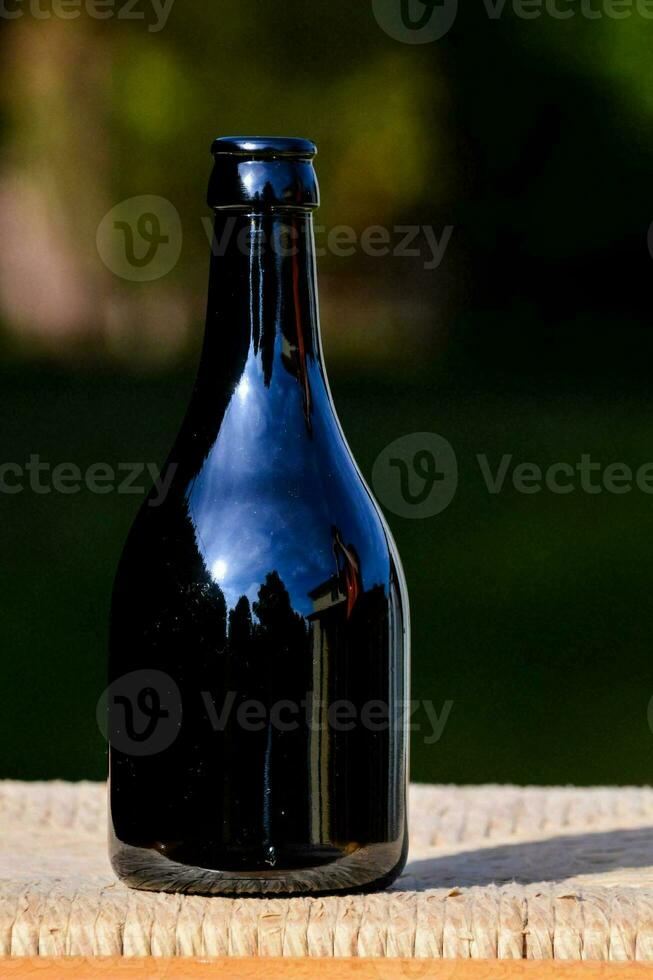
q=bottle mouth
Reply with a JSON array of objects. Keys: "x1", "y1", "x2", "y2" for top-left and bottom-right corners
[
  {"x1": 211, "y1": 136, "x2": 317, "y2": 162},
  {"x1": 208, "y1": 136, "x2": 319, "y2": 211}
]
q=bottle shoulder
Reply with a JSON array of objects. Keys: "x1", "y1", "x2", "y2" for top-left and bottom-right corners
[
  {"x1": 113, "y1": 346, "x2": 408, "y2": 632},
  {"x1": 117, "y1": 408, "x2": 405, "y2": 623}
]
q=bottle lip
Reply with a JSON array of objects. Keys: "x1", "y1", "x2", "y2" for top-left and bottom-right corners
[
  {"x1": 211, "y1": 136, "x2": 317, "y2": 161},
  {"x1": 208, "y1": 136, "x2": 320, "y2": 211}
]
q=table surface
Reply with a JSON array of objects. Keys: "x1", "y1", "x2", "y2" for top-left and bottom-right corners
[{"x1": 2, "y1": 781, "x2": 653, "y2": 961}]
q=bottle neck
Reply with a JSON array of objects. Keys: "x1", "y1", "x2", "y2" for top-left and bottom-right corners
[
  {"x1": 176, "y1": 209, "x2": 326, "y2": 475},
  {"x1": 201, "y1": 208, "x2": 322, "y2": 387}
]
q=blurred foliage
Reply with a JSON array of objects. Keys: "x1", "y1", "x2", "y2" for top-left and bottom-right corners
[{"x1": 1, "y1": 0, "x2": 649, "y2": 365}]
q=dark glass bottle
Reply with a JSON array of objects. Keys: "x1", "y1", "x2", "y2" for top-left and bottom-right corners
[{"x1": 108, "y1": 137, "x2": 409, "y2": 896}]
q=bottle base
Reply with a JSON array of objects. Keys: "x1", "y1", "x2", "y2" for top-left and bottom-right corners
[{"x1": 110, "y1": 835, "x2": 407, "y2": 897}]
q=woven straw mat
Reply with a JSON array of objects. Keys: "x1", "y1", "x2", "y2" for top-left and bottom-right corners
[{"x1": 2, "y1": 781, "x2": 653, "y2": 959}]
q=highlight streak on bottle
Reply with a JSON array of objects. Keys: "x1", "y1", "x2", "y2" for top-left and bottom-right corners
[{"x1": 291, "y1": 215, "x2": 313, "y2": 431}]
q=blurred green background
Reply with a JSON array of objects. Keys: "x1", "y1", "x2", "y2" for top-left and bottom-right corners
[{"x1": 1, "y1": 0, "x2": 652, "y2": 784}]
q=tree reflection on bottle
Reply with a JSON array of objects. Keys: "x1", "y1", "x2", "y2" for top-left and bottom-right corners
[{"x1": 109, "y1": 137, "x2": 409, "y2": 895}]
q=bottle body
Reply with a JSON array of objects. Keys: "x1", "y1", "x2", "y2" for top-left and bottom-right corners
[{"x1": 108, "y1": 141, "x2": 409, "y2": 896}]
